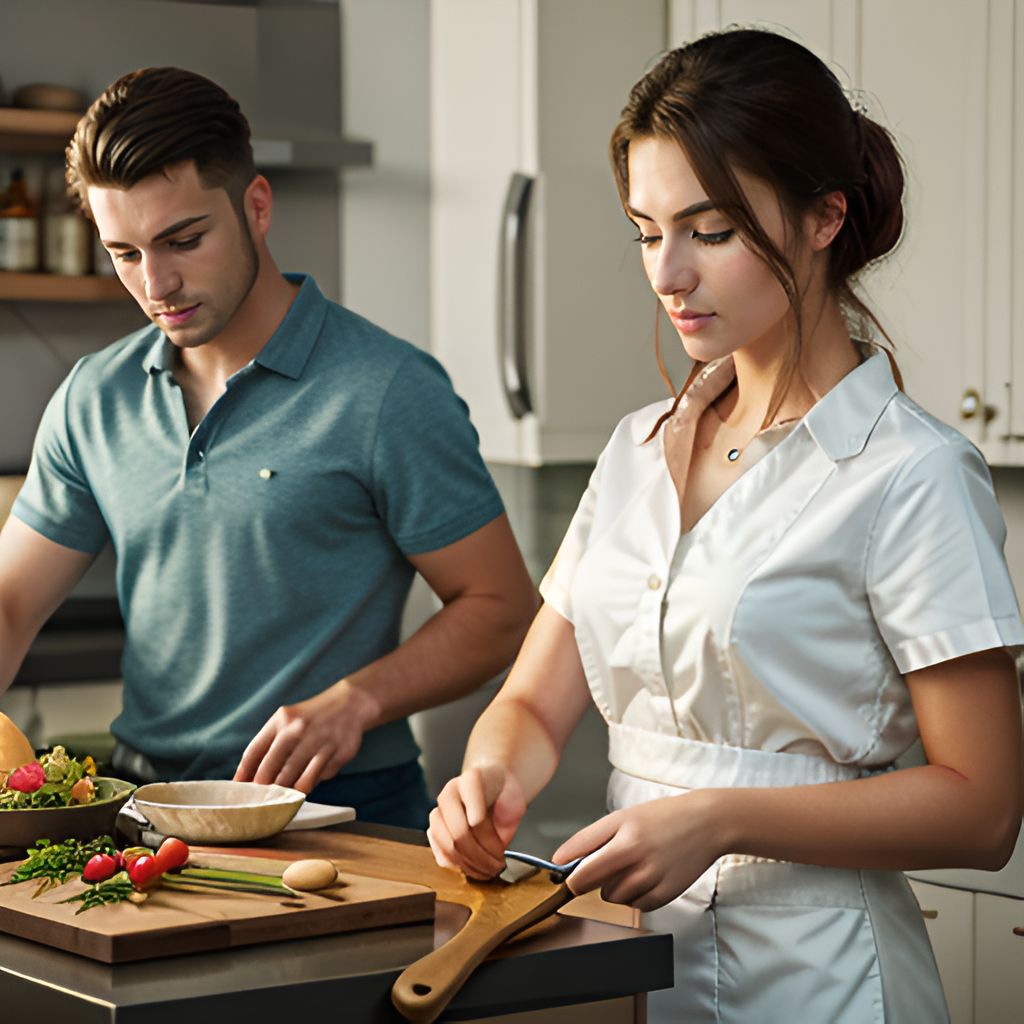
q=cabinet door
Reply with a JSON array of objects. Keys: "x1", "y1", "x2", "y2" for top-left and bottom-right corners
[
  {"x1": 858, "y1": 1, "x2": 990, "y2": 437},
  {"x1": 973, "y1": 892, "x2": 1024, "y2": 1024},
  {"x1": 908, "y1": 879, "x2": 975, "y2": 1024}
]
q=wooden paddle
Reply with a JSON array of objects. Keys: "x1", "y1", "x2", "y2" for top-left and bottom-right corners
[{"x1": 390, "y1": 862, "x2": 575, "y2": 1023}]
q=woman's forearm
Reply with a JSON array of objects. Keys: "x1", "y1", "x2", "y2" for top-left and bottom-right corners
[
  {"x1": 709, "y1": 762, "x2": 1022, "y2": 872},
  {"x1": 462, "y1": 696, "x2": 563, "y2": 804},
  {"x1": 461, "y1": 602, "x2": 593, "y2": 804}
]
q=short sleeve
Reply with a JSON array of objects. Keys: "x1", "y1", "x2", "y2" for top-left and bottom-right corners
[
  {"x1": 370, "y1": 349, "x2": 504, "y2": 555},
  {"x1": 12, "y1": 366, "x2": 108, "y2": 554},
  {"x1": 867, "y1": 439, "x2": 1024, "y2": 674},
  {"x1": 539, "y1": 459, "x2": 603, "y2": 623}
]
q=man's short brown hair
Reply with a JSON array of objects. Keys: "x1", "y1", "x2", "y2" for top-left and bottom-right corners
[{"x1": 67, "y1": 67, "x2": 257, "y2": 219}]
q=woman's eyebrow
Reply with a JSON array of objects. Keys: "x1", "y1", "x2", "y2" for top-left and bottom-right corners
[{"x1": 627, "y1": 200, "x2": 717, "y2": 222}]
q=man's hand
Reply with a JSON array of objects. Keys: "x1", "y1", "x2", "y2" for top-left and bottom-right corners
[{"x1": 232, "y1": 679, "x2": 379, "y2": 793}]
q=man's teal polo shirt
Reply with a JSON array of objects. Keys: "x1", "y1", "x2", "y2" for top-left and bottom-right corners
[{"x1": 13, "y1": 274, "x2": 505, "y2": 781}]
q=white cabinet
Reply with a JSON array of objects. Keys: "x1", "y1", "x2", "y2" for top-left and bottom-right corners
[
  {"x1": 669, "y1": 1, "x2": 1024, "y2": 464},
  {"x1": 907, "y1": 878, "x2": 1024, "y2": 1024},
  {"x1": 431, "y1": 0, "x2": 666, "y2": 465},
  {"x1": 974, "y1": 892, "x2": 1024, "y2": 1024},
  {"x1": 908, "y1": 878, "x2": 976, "y2": 1024}
]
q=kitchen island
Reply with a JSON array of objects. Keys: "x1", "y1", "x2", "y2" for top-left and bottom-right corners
[{"x1": 0, "y1": 822, "x2": 673, "y2": 1023}]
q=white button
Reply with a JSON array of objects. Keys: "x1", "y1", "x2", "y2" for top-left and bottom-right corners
[
  {"x1": 647, "y1": 573, "x2": 662, "y2": 590},
  {"x1": 258, "y1": 468, "x2": 274, "y2": 480},
  {"x1": 197, "y1": 450, "x2": 205, "y2": 460}
]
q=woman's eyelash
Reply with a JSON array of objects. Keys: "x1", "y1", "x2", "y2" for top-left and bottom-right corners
[
  {"x1": 633, "y1": 229, "x2": 735, "y2": 246},
  {"x1": 692, "y1": 229, "x2": 735, "y2": 245}
]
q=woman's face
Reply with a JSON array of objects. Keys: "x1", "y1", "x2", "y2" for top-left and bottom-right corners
[{"x1": 626, "y1": 135, "x2": 806, "y2": 365}]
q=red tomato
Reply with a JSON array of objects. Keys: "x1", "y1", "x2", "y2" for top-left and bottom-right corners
[
  {"x1": 154, "y1": 837, "x2": 190, "y2": 872},
  {"x1": 126, "y1": 855, "x2": 163, "y2": 890},
  {"x1": 82, "y1": 853, "x2": 117, "y2": 884}
]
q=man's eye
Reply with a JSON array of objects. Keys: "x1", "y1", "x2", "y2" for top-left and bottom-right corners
[
  {"x1": 169, "y1": 235, "x2": 202, "y2": 250},
  {"x1": 691, "y1": 228, "x2": 735, "y2": 245},
  {"x1": 114, "y1": 250, "x2": 139, "y2": 262},
  {"x1": 634, "y1": 234, "x2": 661, "y2": 247}
]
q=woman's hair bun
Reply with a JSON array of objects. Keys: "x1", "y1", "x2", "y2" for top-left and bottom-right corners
[{"x1": 832, "y1": 113, "x2": 905, "y2": 280}]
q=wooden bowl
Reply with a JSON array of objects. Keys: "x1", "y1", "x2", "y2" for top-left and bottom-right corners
[
  {"x1": 11, "y1": 83, "x2": 88, "y2": 112},
  {"x1": 132, "y1": 780, "x2": 305, "y2": 843},
  {"x1": 0, "y1": 778, "x2": 136, "y2": 851}
]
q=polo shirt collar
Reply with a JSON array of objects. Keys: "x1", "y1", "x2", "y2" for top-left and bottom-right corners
[
  {"x1": 803, "y1": 347, "x2": 898, "y2": 461},
  {"x1": 254, "y1": 273, "x2": 327, "y2": 380},
  {"x1": 140, "y1": 272, "x2": 328, "y2": 380}
]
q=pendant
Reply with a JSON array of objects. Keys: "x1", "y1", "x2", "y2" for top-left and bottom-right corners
[{"x1": 726, "y1": 447, "x2": 741, "y2": 463}]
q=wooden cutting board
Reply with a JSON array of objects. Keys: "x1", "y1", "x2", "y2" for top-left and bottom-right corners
[{"x1": 0, "y1": 852, "x2": 434, "y2": 963}]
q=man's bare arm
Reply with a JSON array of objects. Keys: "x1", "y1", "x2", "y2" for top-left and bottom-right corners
[
  {"x1": 0, "y1": 517, "x2": 96, "y2": 697},
  {"x1": 235, "y1": 513, "x2": 538, "y2": 792}
]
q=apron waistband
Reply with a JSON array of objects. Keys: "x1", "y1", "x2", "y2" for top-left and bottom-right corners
[{"x1": 608, "y1": 722, "x2": 886, "y2": 789}]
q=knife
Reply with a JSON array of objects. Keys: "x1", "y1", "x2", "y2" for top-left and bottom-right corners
[{"x1": 391, "y1": 851, "x2": 583, "y2": 1024}]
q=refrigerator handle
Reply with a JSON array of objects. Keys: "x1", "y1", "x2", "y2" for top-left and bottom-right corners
[{"x1": 498, "y1": 172, "x2": 534, "y2": 419}]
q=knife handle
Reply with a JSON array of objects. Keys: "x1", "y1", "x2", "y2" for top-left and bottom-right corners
[{"x1": 391, "y1": 882, "x2": 572, "y2": 1024}]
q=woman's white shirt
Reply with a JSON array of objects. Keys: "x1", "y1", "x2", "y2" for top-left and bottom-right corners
[{"x1": 540, "y1": 350, "x2": 1024, "y2": 778}]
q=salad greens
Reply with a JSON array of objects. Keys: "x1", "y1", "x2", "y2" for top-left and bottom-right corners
[{"x1": 0, "y1": 745, "x2": 98, "y2": 809}]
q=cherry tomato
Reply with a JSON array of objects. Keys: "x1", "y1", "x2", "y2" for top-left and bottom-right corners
[
  {"x1": 82, "y1": 853, "x2": 117, "y2": 884},
  {"x1": 126, "y1": 855, "x2": 163, "y2": 890},
  {"x1": 154, "y1": 837, "x2": 190, "y2": 872},
  {"x1": 113, "y1": 850, "x2": 126, "y2": 870}
]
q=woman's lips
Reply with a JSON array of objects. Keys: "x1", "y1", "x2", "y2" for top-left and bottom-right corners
[
  {"x1": 669, "y1": 309, "x2": 716, "y2": 334},
  {"x1": 158, "y1": 304, "x2": 200, "y2": 326}
]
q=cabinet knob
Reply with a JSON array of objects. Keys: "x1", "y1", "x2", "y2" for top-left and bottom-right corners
[
  {"x1": 1013, "y1": 926, "x2": 1024, "y2": 937},
  {"x1": 960, "y1": 388, "x2": 982, "y2": 419},
  {"x1": 921, "y1": 909, "x2": 938, "y2": 919}
]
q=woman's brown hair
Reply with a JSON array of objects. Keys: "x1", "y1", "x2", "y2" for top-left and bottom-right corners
[
  {"x1": 66, "y1": 67, "x2": 257, "y2": 219},
  {"x1": 610, "y1": 28, "x2": 905, "y2": 437}
]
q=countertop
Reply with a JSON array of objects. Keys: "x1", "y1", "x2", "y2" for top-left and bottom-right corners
[{"x1": 0, "y1": 822, "x2": 674, "y2": 1023}]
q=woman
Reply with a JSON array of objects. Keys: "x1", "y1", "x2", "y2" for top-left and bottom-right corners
[{"x1": 427, "y1": 28, "x2": 1023, "y2": 1023}]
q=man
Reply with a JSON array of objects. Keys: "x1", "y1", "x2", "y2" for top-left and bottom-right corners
[{"x1": 0, "y1": 67, "x2": 537, "y2": 828}]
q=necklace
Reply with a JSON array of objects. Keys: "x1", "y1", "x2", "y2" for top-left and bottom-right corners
[{"x1": 711, "y1": 396, "x2": 802, "y2": 464}]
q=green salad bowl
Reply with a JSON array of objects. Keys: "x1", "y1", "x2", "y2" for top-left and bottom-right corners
[{"x1": 0, "y1": 777, "x2": 137, "y2": 852}]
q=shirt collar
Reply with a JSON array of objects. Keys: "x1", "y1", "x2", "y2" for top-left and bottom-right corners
[
  {"x1": 668, "y1": 346, "x2": 898, "y2": 463},
  {"x1": 141, "y1": 272, "x2": 327, "y2": 380},
  {"x1": 803, "y1": 348, "x2": 898, "y2": 461}
]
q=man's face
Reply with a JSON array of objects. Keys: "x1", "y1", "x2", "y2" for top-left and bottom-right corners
[{"x1": 89, "y1": 161, "x2": 259, "y2": 349}]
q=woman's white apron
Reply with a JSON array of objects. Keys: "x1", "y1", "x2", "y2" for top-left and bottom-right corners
[{"x1": 608, "y1": 728, "x2": 949, "y2": 1024}]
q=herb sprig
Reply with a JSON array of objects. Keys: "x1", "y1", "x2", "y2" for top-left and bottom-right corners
[
  {"x1": 3, "y1": 836, "x2": 117, "y2": 897},
  {"x1": 58, "y1": 870, "x2": 141, "y2": 915}
]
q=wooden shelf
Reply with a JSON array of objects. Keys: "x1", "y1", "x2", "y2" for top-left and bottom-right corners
[
  {"x1": 0, "y1": 106, "x2": 373, "y2": 169},
  {"x1": 0, "y1": 107, "x2": 81, "y2": 155},
  {"x1": 0, "y1": 272, "x2": 128, "y2": 302}
]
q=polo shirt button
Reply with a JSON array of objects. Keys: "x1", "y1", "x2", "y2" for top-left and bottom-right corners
[
  {"x1": 647, "y1": 573, "x2": 662, "y2": 590},
  {"x1": 197, "y1": 450, "x2": 205, "y2": 460}
]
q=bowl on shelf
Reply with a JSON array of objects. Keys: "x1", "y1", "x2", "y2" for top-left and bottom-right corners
[
  {"x1": 11, "y1": 83, "x2": 87, "y2": 112},
  {"x1": 131, "y1": 780, "x2": 305, "y2": 844},
  {"x1": 0, "y1": 777, "x2": 137, "y2": 851}
]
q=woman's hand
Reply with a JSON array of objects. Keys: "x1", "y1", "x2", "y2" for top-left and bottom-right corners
[
  {"x1": 428, "y1": 762, "x2": 527, "y2": 879},
  {"x1": 552, "y1": 791, "x2": 723, "y2": 912}
]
